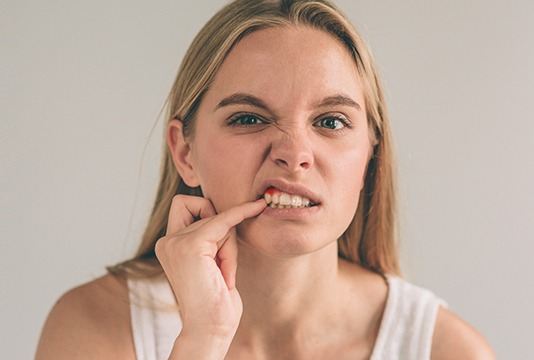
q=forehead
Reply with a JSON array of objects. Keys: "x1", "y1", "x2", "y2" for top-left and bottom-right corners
[{"x1": 203, "y1": 25, "x2": 364, "y2": 112}]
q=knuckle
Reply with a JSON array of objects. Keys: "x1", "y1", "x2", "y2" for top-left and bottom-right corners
[
  {"x1": 154, "y1": 237, "x2": 166, "y2": 257},
  {"x1": 157, "y1": 234, "x2": 191, "y2": 257},
  {"x1": 171, "y1": 194, "x2": 187, "y2": 205}
]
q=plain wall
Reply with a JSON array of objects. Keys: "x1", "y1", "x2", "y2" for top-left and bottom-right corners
[{"x1": 2, "y1": 0, "x2": 533, "y2": 358}]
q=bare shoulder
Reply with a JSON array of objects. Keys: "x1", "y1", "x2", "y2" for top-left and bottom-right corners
[
  {"x1": 431, "y1": 305, "x2": 496, "y2": 360},
  {"x1": 35, "y1": 273, "x2": 135, "y2": 360}
]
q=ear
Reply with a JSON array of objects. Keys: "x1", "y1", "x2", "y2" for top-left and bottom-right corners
[{"x1": 166, "y1": 118, "x2": 201, "y2": 187}]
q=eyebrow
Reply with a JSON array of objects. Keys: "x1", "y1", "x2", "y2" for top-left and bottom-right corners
[{"x1": 214, "y1": 92, "x2": 362, "y2": 116}]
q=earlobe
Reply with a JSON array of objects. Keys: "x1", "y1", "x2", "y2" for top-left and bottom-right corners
[{"x1": 166, "y1": 118, "x2": 201, "y2": 187}]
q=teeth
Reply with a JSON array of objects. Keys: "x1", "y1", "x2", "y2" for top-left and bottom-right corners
[
  {"x1": 291, "y1": 195, "x2": 302, "y2": 207},
  {"x1": 263, "y1": 189, "x2": 314, "y2": 208},
  {"x1": 279, "y1": 193, "x2": 291, "y2": 205}
]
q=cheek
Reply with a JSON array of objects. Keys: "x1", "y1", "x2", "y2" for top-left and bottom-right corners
[
  {"x1": 195, "y1": 137, "x2": 258, "y2": 210},
  {"x1": 324, "y1": 147, "x2": 368, "y2": 226},
  {"x1": 330, "y1": 146, "x2": 369, "y2": 195}
]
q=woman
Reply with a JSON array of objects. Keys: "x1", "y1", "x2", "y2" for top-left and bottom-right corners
[{"x1": 36, "y1": 0, "x2": 495, "y2": 359}]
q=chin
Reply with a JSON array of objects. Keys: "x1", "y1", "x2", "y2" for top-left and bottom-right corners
[{"x1": 236, "y1": 223, "x2": 325, "y2": 258}]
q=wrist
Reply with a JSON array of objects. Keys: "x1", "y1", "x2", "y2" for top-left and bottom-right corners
[{"x1": 168, "y1": 328, "x2": 234, "y2": 360}]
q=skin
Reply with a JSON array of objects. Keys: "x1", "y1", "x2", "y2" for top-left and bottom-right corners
[
  {"x1": 169, "y1": 25, "x2": 379, "y2": 358},
  {"x1": 35, "y1": 25, "x2": 496, "y2": 360}
]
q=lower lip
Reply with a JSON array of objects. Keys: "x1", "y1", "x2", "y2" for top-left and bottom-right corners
[{"x1": 260, "y1": 204, "x2": 321, "y2": 220}]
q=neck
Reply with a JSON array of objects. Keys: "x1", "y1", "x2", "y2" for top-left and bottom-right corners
[{"x1": 233, "y1": 240, "x2": 345, "y2": 349}]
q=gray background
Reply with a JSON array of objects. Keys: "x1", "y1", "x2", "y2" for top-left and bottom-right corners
[{"x1": 2, "y1": 1, "x2": 533, "y2": 358}]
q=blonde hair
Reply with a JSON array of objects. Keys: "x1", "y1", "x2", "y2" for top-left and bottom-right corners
[{"x1": 107, "y1": 0, "x2": 402, "y2": 281}]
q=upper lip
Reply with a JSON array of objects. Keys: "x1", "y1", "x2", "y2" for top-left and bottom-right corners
[{"x1": 256, "y1": 178, "x2": 322, "y2": 205}]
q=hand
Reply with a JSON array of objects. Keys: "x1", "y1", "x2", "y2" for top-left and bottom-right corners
[{"x1": 155, "y1": 194, "x2": 266, "y2": 339}]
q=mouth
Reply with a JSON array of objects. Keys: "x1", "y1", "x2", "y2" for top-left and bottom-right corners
[{"x1": 256, "y1": 186, "x2": 321, "y2": 209}]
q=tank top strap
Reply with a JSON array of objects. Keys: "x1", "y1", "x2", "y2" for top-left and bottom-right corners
[
  {"x1": 370, "y1": 274, "x2": 449, "y2": 360},
  {"x1": 127, "y1": 275, "x2": 182, "y2": 360},
  {"x1": 127, "y1": 273, "x2": 447, "y2": 360}
]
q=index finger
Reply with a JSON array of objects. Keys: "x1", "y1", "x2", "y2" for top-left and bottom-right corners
[{"x1": 197, "y1": 198, "x2": 267, "y2": 244}]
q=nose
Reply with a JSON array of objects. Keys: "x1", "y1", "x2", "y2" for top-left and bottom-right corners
[{"x1": 268, "y1": 125, "x2": 314, "y2": 173}]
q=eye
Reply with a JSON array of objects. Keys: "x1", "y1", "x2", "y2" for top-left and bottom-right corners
[
  {"x1": 315, "y1": 115, "x2": 352, "y2": 132},
  {"x1": 227, "y1": 112, "x2": 352, "y2": 134},
  {"x1": 227, "y1": 113, "x2": 266, "y2": 127}
]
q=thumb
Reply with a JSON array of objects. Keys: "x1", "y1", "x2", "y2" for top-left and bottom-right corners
[{"x1": 216, "y1": 227, "x2": 239, "y2": 290}]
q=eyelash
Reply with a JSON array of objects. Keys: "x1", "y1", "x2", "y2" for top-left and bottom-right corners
[{"x1": 227, "y1": 112, "x2": 353, "y2": 133}]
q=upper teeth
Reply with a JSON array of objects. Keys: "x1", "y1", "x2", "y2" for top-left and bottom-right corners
[{"x1": 264, "y1": 190, "x2": 313, "y2": 208}]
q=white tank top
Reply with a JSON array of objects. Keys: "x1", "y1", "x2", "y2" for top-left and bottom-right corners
[{"x1": 127, "y1": 273, "x2": 448, "y2": 360}]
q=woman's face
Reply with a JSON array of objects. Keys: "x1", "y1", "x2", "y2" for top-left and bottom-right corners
[{"x1": 176, "y1": 25, "x2": 372, "y2": 257}]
